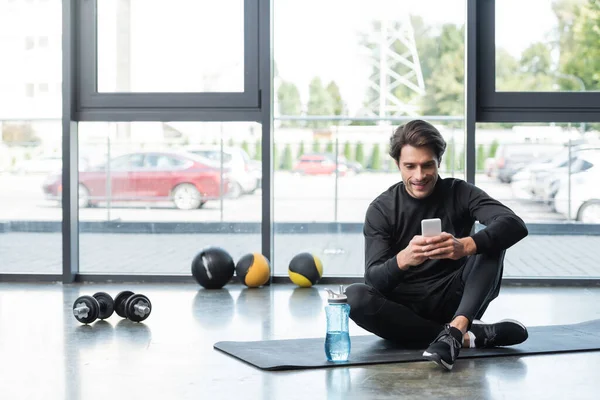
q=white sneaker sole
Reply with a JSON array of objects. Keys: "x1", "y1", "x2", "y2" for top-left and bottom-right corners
[{"x1": 422, "y1": 351, "x2": 453, "y2": 371}]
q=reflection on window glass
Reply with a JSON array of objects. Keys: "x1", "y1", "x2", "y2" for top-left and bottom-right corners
[
  {"x1": 496, "y1": 0, "x2": 599, "y2": 92},
  {"x1": 78, "y1": 121, "x2": 262, "y2": 274},
  {"x1": 97, "y1": 0, "x2": 244, "y2": 93}
]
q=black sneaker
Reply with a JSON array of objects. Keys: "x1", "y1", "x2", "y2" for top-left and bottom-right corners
[
  {"x1": 470, "y1": 319, "x2": 528, "y2": 348},
  {"x1": 422, "y1": 324, "x2": 463, "y2": 371}
]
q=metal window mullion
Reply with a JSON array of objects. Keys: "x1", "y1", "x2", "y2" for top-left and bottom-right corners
[
  {"x1": 259, "y1": 0, "x2": 273, "y2": 281},
  {"x1": 244, "y1": 0, "x2": 260, "y2": 97},
  {"x1": 465, "y1": 0, "x2": 477, "y2": 185},
  {"x1": 62, "y1": 0, "x2": 79, "y2": 283}
]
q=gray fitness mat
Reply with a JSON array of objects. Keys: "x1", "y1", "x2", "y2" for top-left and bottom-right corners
[{"x1": 214, "y1": 319, "x2": 600, "y2": 371}]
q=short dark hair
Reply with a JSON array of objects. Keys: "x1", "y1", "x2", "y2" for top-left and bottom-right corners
[{"x1": 389, "y1": 119, "x2": 446, "y2": 163}]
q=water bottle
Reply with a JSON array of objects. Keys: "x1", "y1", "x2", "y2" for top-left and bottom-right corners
[{"x1": 324, "y1": 285, "x2": 351, "y2": 362}]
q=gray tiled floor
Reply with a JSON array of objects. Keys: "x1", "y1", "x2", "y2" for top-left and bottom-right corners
[
  {"x1": 1, "y1": 231, "x2": 600, "y2": 278},
  {"x1": 1, "y1": 283, "x2": 600, "y2": 400}
]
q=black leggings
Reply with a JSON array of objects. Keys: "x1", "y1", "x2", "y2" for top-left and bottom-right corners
[{"x1": 346, "y1": 252, "x2": 504, "y2": 346}]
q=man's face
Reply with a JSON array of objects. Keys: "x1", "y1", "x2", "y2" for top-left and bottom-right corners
[{"x1": 396, "y1": 145, "x2": 439, "y2": 199}]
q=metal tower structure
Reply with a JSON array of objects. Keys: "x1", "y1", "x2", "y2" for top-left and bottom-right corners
[{"x1": 362, "y1": 13, "x2": 425, "y2": 119}]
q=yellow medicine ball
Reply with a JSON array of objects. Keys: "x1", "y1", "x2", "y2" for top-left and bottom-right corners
[
  {"x1": 288, "y1": 252, "x2": 323, "y2": 287},
  {"x1": 235, "y1": 253, "x2": 271, "y2": 288}
]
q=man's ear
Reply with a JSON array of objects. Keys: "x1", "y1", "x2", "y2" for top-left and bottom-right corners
[
  {"x1": 394, "y1": 159, "x2": 399, "y2": 170},
  {"x1": 438, "y1": 157, "x2": 442, "y2": 167}
]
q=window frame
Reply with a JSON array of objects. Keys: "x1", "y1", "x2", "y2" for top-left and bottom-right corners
[
  {"x1": 76, "y1": 0, "x2": 261, "y2": 121},
  {"x1": 476, "y1": 0, "x2": 600, "y2": 123}
]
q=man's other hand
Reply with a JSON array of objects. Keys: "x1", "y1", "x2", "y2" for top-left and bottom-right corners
[{"x1": 422, "y1": 233, "x2": 477, "y2": 260}]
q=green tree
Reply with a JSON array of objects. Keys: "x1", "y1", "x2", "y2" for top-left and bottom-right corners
[
  {"x1": 326, "y1": 81, "x2": 345, "y2": 116},
  {"x1": 343, "y1": 141, "x2": 352, "y2": 161},
  {"x1": 388, "y1": 157, "x2": 397, "y2": 173},
  {"x1": 277, "y1": 81, "x2": 302, "y2": 127},
  {"x1": 419, "y1": 24, "x2": 465, "y2": 123},
  {"x1": 312, "y1": 139, "x2": 321, "y2": 153},
  {"x1": 553, "y1": 0, "x2": 600, "y2": 130},
  {"x1": 241, "y1": 140, "x2": 250, "y2": 156},
  {"x1": 307, "y1": 77, "x2": 334, "y2": 128},
  {"x1": 370, "y1": 144, "x2": 382, "y2": 170},
  {"x1": 488, "y1": 140, "x2": 499, "y2": 159},
  {"x1": 457, "y1": 149, "x2": 465, "y2": 172},
  {"x1": 495, "y1": 49, "x2": 521, "y2": 90},
  {"x1": 557, "y1": 0, "x2": 600, "y2": 91},
  {"x1": 282, "y1": 144, "x2": 293, "y2": 170},
  {"x1": 298, "y1": 141, "x2": 305, "y2": 159},
  {"x1": 254, "y1": 141, "x2": 262, "y2": 160},
  {"x1": 476, "y1": 144, "x2": 486, "y2": 173},
  {"x1": 444, "y1": 140, "x2": 455, "y2": 172},
  {"x1": 325, "y1": 140, "x2": 334, "y2": 153},
  {"x1": 355, "y1": 142, "x2": 365, "y2": 166}
]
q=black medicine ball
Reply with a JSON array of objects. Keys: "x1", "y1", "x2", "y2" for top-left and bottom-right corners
[
  {"x1": 288, "y1": 252, "x2": 323, "y2": 287},
  {"x1": 191, "y1": 246, "x2": 235, "y2": 289}
]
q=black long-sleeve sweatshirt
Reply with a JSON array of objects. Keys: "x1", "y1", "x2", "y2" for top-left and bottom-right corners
[{"x1": 363, "y1": 177, "x2": 528, "y2": 297}]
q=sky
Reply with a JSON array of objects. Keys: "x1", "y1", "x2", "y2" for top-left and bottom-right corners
[{"x1": 0, "y1": 0, "x2": 562, "y2": 117}]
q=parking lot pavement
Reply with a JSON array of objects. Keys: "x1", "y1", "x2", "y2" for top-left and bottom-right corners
[
  {"x1": 3, "y1": 171, "x2": 588, "y2": 279},
  {"x1": 2, "y1": 231, "x2": 599, "y2": 278}
]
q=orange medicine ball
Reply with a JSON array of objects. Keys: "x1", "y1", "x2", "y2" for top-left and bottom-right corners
[{"x1": 235, "y1": 253, "x2": 271, "y2": 287}]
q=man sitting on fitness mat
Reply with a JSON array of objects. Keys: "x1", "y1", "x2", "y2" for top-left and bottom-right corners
[{"x1": 345, "y1": 119, "x2": 529, "y2": 371}]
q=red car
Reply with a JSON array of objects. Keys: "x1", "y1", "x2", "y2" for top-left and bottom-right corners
[
  {"x1": 42, "y1": 151, "x2": 230, "y2": 209},
  {"x1": 293, "y1": 153, "x2": 349, "y2": 176}
]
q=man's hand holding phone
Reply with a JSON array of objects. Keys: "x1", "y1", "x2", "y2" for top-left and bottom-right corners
[
  {"x1": 396, "y1": 218, "x2": 478, "y2": 270},
  {"x1": 396, "y1": 236, "x2": 430, "y2": 270}
]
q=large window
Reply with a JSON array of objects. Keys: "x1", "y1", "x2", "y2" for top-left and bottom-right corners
[
  {"x1": 77, "y1": 121, "x2": 262, "y2": 274},
  {"x1": 495, "y1": 0, "x2": 599, "y2": 93},
  {"x1": 273, "y1": 0, "x2": 466, "y2": 278},
  {"x1": 0, "y1": 0, "x2": 61, "y2": 274},
  {"x1": 476, "y1": 122, "x2": 600, "y2": 279}
]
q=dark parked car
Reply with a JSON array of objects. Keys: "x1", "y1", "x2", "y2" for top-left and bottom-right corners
[
  {"x1": 42, "y1": 151, "x2": 230, "y2": 209},
  {"x1": 491, "y1": 143, "x2": 563, "y2": 183}
]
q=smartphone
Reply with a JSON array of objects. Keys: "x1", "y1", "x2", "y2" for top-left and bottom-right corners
[{"x1": 421, "y1": 218, "x2": 442, "y2": 237}]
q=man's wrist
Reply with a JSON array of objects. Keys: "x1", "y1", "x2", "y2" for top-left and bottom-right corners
[
  {"x1": 462, "y1": 237, "x2": 477, "y2": 256},
  {"x1": 396, "y1": 252, "x2": 410, "y2": 270}
]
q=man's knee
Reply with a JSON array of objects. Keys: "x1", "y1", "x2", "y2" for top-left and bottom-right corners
[
  {"x1": 345, "y1": 283, "x2": 384, "y2": 318},
  {"x1": 463, "y1": 250, "x2": 505, "y2": 280}
]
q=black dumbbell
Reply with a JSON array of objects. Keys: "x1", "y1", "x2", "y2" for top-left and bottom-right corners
[
  {"x1": 72, "y1": 292, "x2": 115, "y2": 324},
  {"x1": 114, "y1": 291, "x2": 152, "y2": 323}
]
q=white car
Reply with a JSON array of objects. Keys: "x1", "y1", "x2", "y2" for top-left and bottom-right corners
[
  {"x1": 537, "y1": 150, "x2": 600, "y2": 208},
  {"x1": 554, "y1": 168, "x2": 600, "y2": 223},
  {"x1": 185, "y1": 145, "x2": 259, "y2": 198}
]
